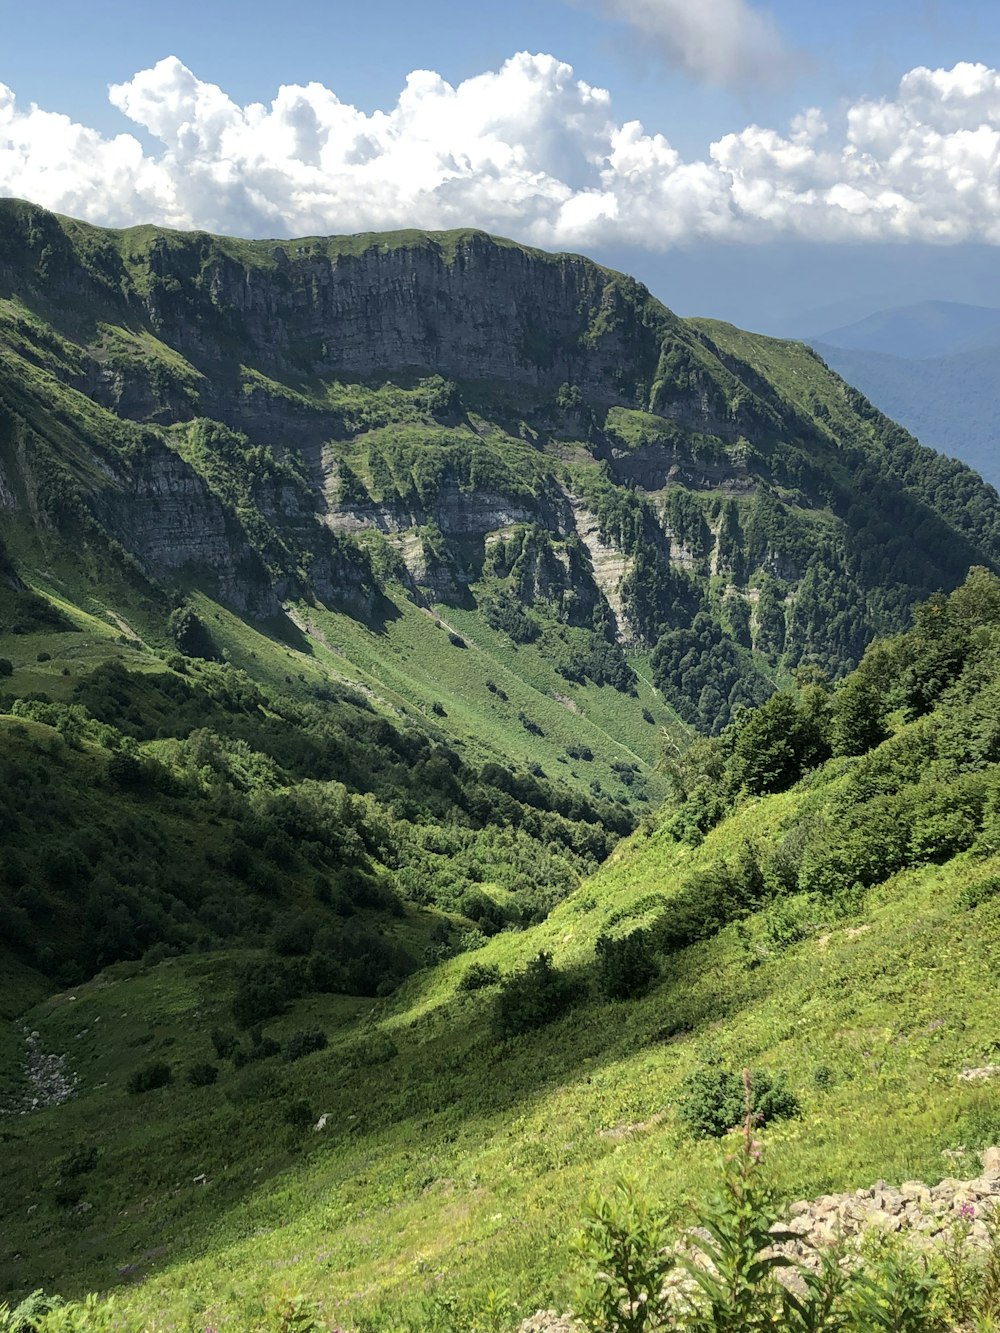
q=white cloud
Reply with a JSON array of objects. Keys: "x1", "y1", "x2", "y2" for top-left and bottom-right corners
[
  {"x1": 597, "y1": 0, "x2": 793, "y2": 88},
  {"x1": 4, "y1": 55, "x2": 1000, "y2": 250}
]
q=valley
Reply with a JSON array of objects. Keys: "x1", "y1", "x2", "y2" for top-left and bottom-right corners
[{"x1": 2, "y1": 203, "x2": 1000, "y2": 1329}]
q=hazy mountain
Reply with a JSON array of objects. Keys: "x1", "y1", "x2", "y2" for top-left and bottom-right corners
[{"x1": 816, "y1": 298, "x2": 1000, "y2": 359}]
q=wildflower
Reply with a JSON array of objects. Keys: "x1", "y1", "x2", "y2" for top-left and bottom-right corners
[{"x1": 958, "y1": 1201, "x2": 976, "y2": 1220}]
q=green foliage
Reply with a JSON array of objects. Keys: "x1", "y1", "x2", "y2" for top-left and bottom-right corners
[
  {"x1": 830, "y1": 673, "x2": 888, "y2": 757},
  {"x1": 677, "y1": 1065, "x2": 800, "y2": 1138},
  {"x1": 457, "y1": 961, "x2": 502, "y2": 991},
  {"x1": 185, "y1": 1061, "x2": 219, "y2": 1087},
  {"x1": 845, "y1": 1240, "x2": 941, "y2": 1332},
  {"x1": 595, "y1": 930, "x2": 659, "y2": 1000},
  {"x1": 283, "y1": 1028, "x2": 328, "y2": 1063},
  {"x1": 680, "y1": 1132, "x2": 803, "y2": 1332},
  {"x1": 125, "y1": 1061, "x2": 171, "y2": 1095},
  {"x1": 570, "y1": 1179, "x2": 675, "y2": 1333},
  {"x1": 478, "y1": 587, "x2": 539, "y2": 643},
  {"x1": 727, "y1": 689, "x2": 831, "y2": 796},
  {"x1": 651, "y1": 611, "x2": 773, "y2": 735},
  {"x1": 55, "y1": 1145, "x2": 98, "y2": 1178},
  {"x1": 167, "y1": 605, "x2": 217, "y2": 660},
  {"x1": 492, "y1": 950, "x2": 583, "y2": 1038}
]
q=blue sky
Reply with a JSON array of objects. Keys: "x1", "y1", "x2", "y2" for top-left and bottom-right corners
[{"x1": 4, "y1": 0, "x2": 1000, "y2": 330}]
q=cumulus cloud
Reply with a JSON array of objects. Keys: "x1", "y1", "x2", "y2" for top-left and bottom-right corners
[
  {"x1": 597, "y1": 0, "x2": 792, "y2": 88},
  {"x1": 4, "y1": 54, "x2": 1000, "y2": 249}
]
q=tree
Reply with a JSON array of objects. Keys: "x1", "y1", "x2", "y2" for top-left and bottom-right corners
[
  {"x1": 727, "y1": 694, "x2": 802, "y2": 795},
  {"x1": 595, "y1": 930, "x2": 659, "y2": 1000},
  {"x1": 831, "y1": 673, "x2": 888, "y2": 757}
]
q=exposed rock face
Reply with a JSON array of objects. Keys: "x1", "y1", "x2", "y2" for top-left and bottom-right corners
[
  {"x1": 571, "y1": 501, "x2": 632, "y2": 636},
  {"x1": 148, "y1": 237, "x2": 673, "y2": 407}
]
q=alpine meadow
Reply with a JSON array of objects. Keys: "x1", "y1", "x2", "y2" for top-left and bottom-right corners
[{"x1": 3, "y1": 198, "x2": 1000, "y2": 1331}]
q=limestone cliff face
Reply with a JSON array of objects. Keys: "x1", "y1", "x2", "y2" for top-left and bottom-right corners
[
  {"x1": 92, "y1": 442, "x2": 279, "y2": 616},
  {"x1": 144, "y1": 235, "x2": 669, "y2": 406}
]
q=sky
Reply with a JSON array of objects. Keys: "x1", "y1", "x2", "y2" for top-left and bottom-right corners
[{"x1": 3, "y1": 0, "x2": 1000, "y2": 331}]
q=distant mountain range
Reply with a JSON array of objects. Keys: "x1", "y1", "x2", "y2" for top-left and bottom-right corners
[{"x1": 811, "y1": 300, "x2": 1000, "y2": 487}]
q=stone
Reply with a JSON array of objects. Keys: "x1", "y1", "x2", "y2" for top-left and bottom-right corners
[
  {"x1": 982, "y1": 1146, "x2": 1000, "y2": 1176},
  {"x1": 958, "y1": 1065, "x2": 1000, "y2": 1082}
]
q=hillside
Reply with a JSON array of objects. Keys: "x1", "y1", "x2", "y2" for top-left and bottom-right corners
[
  {"x1": 2, "y1": 199, "x2": 1000, "y2": 746},
  {"x1": 4, "y1": 205, "x2": 1000, "y2": 1327},
  {"x1": 4, "y1": 571, "x2": 1000, "y2": 1328}
]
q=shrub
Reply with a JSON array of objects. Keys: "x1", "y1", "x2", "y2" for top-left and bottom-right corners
[
  {"x1": 458, "y1": 961, "x2": 501, "y2": 991},
  {"x1": 36, "y1": 652, "x2": 51, "y2": 664},
  {"x1": 227, "y1": 1066, "x2": 287, "y2": 1106},
  {"x1": 570, "y1": 1178, "x2": 675, "y2": 1333},
  {"x1": 53, "y1": 1180, "x2": 84, "y2": 1209},
  {"x1": 0, "y1": 658, "x2": 12, "y2": 677},
  {"x1": 282, "y1": 1098, "x2": 314, "y2": 1131},
  {"x1": 210, "y1": 1028, "x2": 238, "y2": 1060},
  {"x1": 493, "y1": 951, "x2": 583, "y2": 1038},
  {"x1": 126, "y1": 1061, "x2": 171, "y2": 1095},
  {"x1": 345, "y1": 1033, "x2": 398, "y2": 1068},
  {"x1": 677, "y1": 1065, "x2": 800, "y2": 1138},
  {"x1": 272, "y1": 914, "x2": 318, "y2": 957},
  {"x1": 283, "y1": 1027, "x2": 328, "y2": 1063},
  {"x1": 595, "y1": 930, "x2": 659, "y2": 1000},
  {"x1": 237, "y1": 1028, "x2": 281, "y2": 1063},
  {"x1": 232, "y1": 959, "x2": 292, "y2": 1027},
  {"x1": 56, "y1": 1144, "x2": 98, "y2": 1178},
  {"x1": 186, "y1": 1062, "x2": 219, "y2": 1087}
]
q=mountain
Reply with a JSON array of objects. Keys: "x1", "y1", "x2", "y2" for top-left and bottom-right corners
[
  {"x1": 815, "y1": 299, "x2": 1000, "y2": 359},
  {"x1": 5, "y1": 201, "x2": 1000, "y2": 1321},
  {"x1": 5, "y1": 568, "x2": 1000, "y2": 1328},
  {"x1": 2, "y1": 198, "x2": 999, "y2": 741},
  {"x1": 810, "y1": 300, "x2": 1000, "y2": 487},
  {"x1": 812, "y1": 340, "x2": 1000, "y2": 488}
]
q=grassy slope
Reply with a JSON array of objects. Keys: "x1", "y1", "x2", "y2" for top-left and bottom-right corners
[{"x1": 4, "y1": 725, "x2": 999, "y2": 1324}]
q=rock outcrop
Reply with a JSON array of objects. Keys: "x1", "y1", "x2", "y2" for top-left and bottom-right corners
[{"x1": 517, "y1": 1148, "x2": 1000, "y2": 1333}]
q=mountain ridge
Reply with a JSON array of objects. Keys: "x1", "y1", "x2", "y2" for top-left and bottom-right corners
[{"x1": 3, "y1": 200, "x2": 999, "y2": 733}]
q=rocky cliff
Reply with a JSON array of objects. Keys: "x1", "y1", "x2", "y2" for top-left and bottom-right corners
[{"x1": 1, "y1": 198, "x2": 999, "y2": 730}]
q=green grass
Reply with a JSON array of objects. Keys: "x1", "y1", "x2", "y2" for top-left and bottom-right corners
[
  {"x1": 283, "y1": 587, "x2": 678, "y2": 805},
  {"x1": 4, "y1": 763, "x2": 1000, "y2": 1325}
]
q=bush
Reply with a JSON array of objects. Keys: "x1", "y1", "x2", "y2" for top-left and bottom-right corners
[
  {"x1": 126, "y1": 1061, "x2": 172, "y2": 1095},
  {"x1": 235, "y1": 1028, "x2": 281, "y2": 1065},
  {"x1": 282, "y1": 1098, "x2": 314, "y2": 1131},
  {"x1": 493, "y1": 951, "x2": 583, "y2": 1038},
  {"x1": 56, "y1": 1144, "x2": 98, "y2": 1178},
  {"x1": 345, "y1": 1033, "x2": 398, "y2": 1068},
  {"x1": 226, "y1": 1065, "x2": 288, "y2": 1107},
  {"x1": 458, "y1": 961, "x2": 501, "y2": 991},
  {"x1": 0, "y1": 658, "x2": 12, "y2": 677},
  {"x1": 186, "y1": 1062, "x2": 219, "y2": 1087},
  {"x1": 210, "y1": 1028, "x2": 238, "y2": 1060},
  {"x1": 677, "y1": 1065, "x2": 800, "y2": 1138},
  {"x1": 595, "y1": 930, "x2": 659, "y2": 1000},
  {"x1": 36, "y1": 652, "x2": 51, "y2": 664},
  {"x1": 283, "y1": 1027, "x2": 328, "y2": 1062},
  {"x1": 232, "y1": 959, "x2": 292, "y2": 1027}
]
